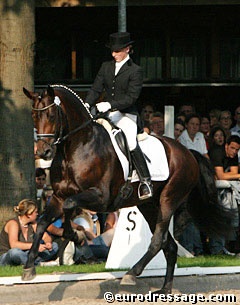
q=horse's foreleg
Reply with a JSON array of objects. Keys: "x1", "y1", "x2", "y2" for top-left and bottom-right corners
[
  {"x1": 121, "y1": 221, "x2": 169, "y2": 287},
  {"x1": 22, "y1": 220, "x2": 47, "y2": 281}
]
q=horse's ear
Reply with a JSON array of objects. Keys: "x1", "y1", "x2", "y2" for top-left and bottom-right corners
[
  {"x1": 23, "y1": 87, "x2": 33, "y2": 100},
  {"x1": 47, "y1": 85, "x2": 55, "y2": 98}
]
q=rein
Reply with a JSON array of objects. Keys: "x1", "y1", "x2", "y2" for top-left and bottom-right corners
[{"x1": 56, "y1": 119, "x2": 92, "y2": 144}]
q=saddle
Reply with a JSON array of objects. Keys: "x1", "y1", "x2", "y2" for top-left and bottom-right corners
[
  {"x1": 96, "y1": 117, "x2": 134, "y2": 176},
  {"x1": 96, "y1": 117, "x2": 144, "y2": 202},
  {"x1": 95, "y1": 116, "x2": 169, "y2": 206}
]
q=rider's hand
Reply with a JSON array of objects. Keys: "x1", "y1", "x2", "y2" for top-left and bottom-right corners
[
  {"x1": 85, "y1": 102, "x2": 90, "y2": 109},
  {"x1": 96, "y1": 102, "x2": 111, "y2": 113}
]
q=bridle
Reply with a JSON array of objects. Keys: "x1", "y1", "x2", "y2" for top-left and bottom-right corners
[
  {"x1": 32, "y1": 96, "x2": 93, "y2": 146},
  {"x1": 32, "y1": 99, "x2": 65, "y2": 146}
]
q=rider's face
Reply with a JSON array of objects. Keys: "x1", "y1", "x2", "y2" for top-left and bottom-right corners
[{"x1": 112, "y1": 47, "x2": 129, "y2": 62}]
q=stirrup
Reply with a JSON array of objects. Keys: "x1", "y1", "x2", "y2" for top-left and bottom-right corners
[{"x1": 138, "y1": 181, "x2": 153, "y2": 200}]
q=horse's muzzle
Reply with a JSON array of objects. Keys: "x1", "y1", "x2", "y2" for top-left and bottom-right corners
[{"x1": 36, "y1": 146, "x2": 55, "y2": 160}]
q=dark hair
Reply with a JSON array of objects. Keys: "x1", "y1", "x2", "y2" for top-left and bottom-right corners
[
  {"x1": 201, "y1": 113, "x2": 210, "y2": 121},
  {"x1": 179, "y1": 103, "x2": 196, "y2": 113},
  {"x1": 226, "y1": 135, "x2": 240, "y2": 145},
  {"x1": 208, "y1": 125, "x2": 226, "y2": 149},
  {"x1": 151, "y1": 111, "x2": 164, "y2": 119},
  {"x1": 185, "y1": 113, "x2": 201, "y2": 124},
  {"x1": 175, "y1": 112, "x2": 186, "y2": 121},
  {"x1": 174, "y1": 118, "x2": 185, "y2": 128},
  {"x1": 35, "y1": 167, "x2": 46, "y2": 177}
]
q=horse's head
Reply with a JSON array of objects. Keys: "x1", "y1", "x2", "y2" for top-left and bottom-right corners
[{"x1": 23, "y1": 85, "x2": 61, "y2": 160}]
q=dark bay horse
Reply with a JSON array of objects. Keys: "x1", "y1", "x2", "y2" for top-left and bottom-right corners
[{"x1": 23, "y1": 84, "x2": 233, "y2": 293}]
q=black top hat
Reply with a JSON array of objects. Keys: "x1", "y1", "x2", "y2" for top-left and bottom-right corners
[{"x1": 106, "y1": 32, "x2": 134, "y2": 52}]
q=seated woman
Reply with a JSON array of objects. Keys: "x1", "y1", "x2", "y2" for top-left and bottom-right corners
[{"x1": 0, "y1": 199, "x2": 58, "y2": 266}]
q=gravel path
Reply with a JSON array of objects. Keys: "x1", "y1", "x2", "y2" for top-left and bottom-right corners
[{"x1": 2, "y1": 274, "x2": 240, "y2": 305}]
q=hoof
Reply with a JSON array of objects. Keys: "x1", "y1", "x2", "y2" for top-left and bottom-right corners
[
  {"x1": 22, "y1": 267, "x2": 36, "y2": 281},
  {"x1": 120, "y1": 274, "x2": 137, "y2": 286}
]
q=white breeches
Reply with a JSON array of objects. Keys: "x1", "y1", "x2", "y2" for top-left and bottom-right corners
[{"x1": 108, "y1": 111, "x2": 137, "y2": 151}]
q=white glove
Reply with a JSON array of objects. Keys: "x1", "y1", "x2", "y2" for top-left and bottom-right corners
[
  {"x1": 96, "y1": 102, "x2": 111, "y2": 113},
  {"x1": 85, "y1": 102, "x2": 90, "y2": 109}
]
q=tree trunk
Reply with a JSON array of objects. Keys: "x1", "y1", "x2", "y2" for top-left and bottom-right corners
[{"x1": 0, "y1": 1, "x2": 36, "y2": 206}]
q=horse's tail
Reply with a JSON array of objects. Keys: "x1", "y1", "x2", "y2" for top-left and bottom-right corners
[{"x1": 187, "y1": 149, "x2": 235, "y2": 238}]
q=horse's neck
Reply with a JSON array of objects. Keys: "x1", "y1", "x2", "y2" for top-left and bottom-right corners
[{"x1": 63, "y1": 101, "x2": 91, "y2": 131}]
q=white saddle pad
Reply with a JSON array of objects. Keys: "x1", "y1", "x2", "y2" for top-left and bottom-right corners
[{"x1": 108, "y1": 130, "x2": 169, "y2": 182}]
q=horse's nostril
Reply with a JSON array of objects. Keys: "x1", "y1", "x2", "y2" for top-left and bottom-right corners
[
  {"x1": 44, "y1": 149, "x2": 53, "y2": 158},
  {"x1": 45, "y1": 149, "x2": 50, "y2": 155}
]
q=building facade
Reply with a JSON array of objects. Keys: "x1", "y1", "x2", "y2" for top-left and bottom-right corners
[{"x1": 35, "y1": 1, "x2": 240, "y2": 113}]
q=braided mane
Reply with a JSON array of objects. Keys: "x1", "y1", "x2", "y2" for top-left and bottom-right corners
[{"x1": 51, "y1": 84, "x2": 93, "y2": 118}]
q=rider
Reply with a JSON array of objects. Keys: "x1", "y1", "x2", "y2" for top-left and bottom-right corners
[{"x1": 85, "y1": 32, "x2": 153, "y2": 200}]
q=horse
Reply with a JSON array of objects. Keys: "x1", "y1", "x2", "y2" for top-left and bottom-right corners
[{"x1": 22, "y1": 84, "x2": 233, "y2": 293}]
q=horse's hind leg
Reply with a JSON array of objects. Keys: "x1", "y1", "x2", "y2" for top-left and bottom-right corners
[
  {"x1": 158, "y1": 232, "x2": 177, "y2": 294},
  {"x1": 121, "y1": 228, "x2": 177, "y2": 294}
]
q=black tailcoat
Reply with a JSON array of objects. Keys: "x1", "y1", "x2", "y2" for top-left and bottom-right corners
[{"x1": 85, "y1": 58, "x2": 143, "y2": 114}]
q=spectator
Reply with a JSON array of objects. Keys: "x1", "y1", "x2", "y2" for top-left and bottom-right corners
[
  {"x1": 178, "y1": 113, "x2": 208, "y2": 158},
  {"x1": 47, "y1": 214, "x2": 93, "y2": 265},
  {"x1": 150, "y1": 112, "x2": 164, "y2": 138},
  {"x1": 175, "y1": 112, "x2": 186, "y2": 123},
  {"x1": 208, "y1": 126, "x2": 226, "y2": 152},
  {"x1": 231, "y1": 106, "x2": 240, "y2": 165},
  {"x1": 200, "y1": 115, "x2": 211, "y2": 150},
  {"x1": 209, "y1": 135, "x2": 240, "y2": 180},
  {"x1": 208, "y1": 135, "x2": 240, "y2": 255},
  {"x1": 178, "y1": 113, "x2": 209, "y2": 256},
  {"x1": 0, "y1": 199, "x2": 58, "y2": 266},
  {"x1": 35, "y1": 167, "x2": 47, "y2": 211},
  {"x1": 231, "y1": 106, "x2": 240, "y2": 137},
  {"x1": 174, "y1": 118, "x2": 185, "y2": 140},
  {"x1": 73, "y1": 209, "x2": 116, "y2": 261},
  {"x1": 140, "y1": 103, "x2": 154, "y2": 133},
  {"x1": 103, "y1": 211, "x2": 119, "y2": 232},
  {"x1": 41, "y1": 185, "x2": 54, "y2": 211},
  {"x1": 219, "y1": 110, "x2": 233, "y2": 140},
  {"x1": 178, "y1": 103, "x2": 195, "y2": 116},
  {"x1": 209, "y1": 108, "x2": 221, "y2": 128}
]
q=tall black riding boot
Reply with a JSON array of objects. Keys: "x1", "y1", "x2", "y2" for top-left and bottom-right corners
[{"x1": 131, "y1": 145, "x2": 153, "y2": 200}]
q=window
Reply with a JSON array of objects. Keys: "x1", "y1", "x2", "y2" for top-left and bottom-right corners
[
  {"x1": 170, "y1": 36, "x2": 207, "y2": 80},
  {"x1": 220, "y1": 38, "x2": 240, "y2": 79}
]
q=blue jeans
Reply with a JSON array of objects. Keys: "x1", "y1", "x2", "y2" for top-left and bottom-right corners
[
  {"x1": 74, "y1": 242, "x2": 94, "y2": 261},
  {"x1": 179, "y1": 222, "x2": 203, "y2": 255},
  {"x1": 0, "y1": 242, "x2": 58, "y2": 266},
  {"x1": 208, "y1": 236, "x2": 225, "y2": 254},
  {"x1": 89, "y1": 245, "x2": 109, "y2": 259}
]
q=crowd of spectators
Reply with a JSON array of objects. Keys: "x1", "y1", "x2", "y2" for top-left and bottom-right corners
[
  {"x1": 140, "y1": 101, "x2": 240, "y2": 257},
  {"x1": 173, "y1": 103, "x2": 240, "y2": 256}
]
